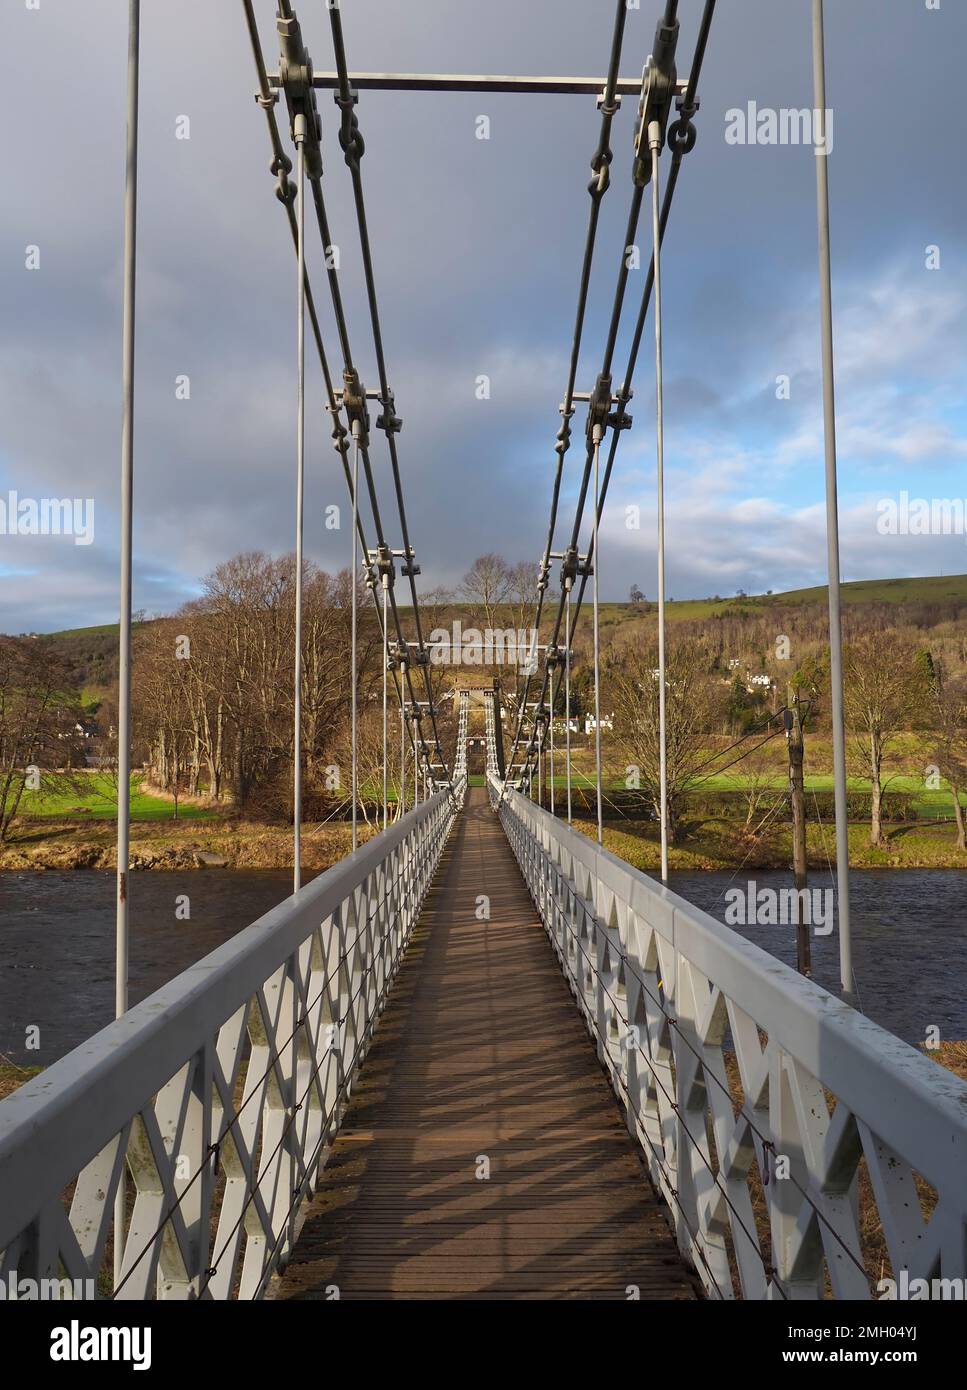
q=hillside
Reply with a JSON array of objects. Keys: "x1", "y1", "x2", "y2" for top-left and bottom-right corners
[
  {"x1": 7, "y1": 574, "x2": 966, "y2": 691},
  {"x1": 602, "y1": 572, "x2": 967, "y2": 624},
  {"x1": 9, "y1": 620, "x2": 150, "y2": 705},
  {"x1": 392, "y1": 572, "x2": 967, "y2": 627}
]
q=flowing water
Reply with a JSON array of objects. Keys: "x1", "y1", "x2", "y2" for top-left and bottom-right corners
[
  {"x1": 0, "y1": 866, "x2": 964, "y2": 1065},
  {"x1": 668, "y1": 868, "x2": 967, "y2": 1045}
]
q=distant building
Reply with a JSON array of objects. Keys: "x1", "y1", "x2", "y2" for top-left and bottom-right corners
[{"x1": 584, "y1": 713, "x2": 613, "y2": 734}]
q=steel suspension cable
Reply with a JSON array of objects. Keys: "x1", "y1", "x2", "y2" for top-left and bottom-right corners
[
  {"x1": 649, "y1": 126, "x2": 669, "y2": 883},
  {"x1": 272, "y1": 12, "x2": 441, "y2": 814},
  {"x1": 246, "y1": 3, "x2": 448, "y2": 810},
  {"x1": 113, "y1": 0, "x2": 140, "y2": 1290},
  {"x1": 565, "y1": 582, "x2": 573, "y2": 820},
  {"x1": 513, "y1": 0, "x2": 717, "y2": 791},
  {"x1": 549, "y1": 674, "x2": 555, "y2": 816},
  {"x1": 382, "y1": 574, "x2": 389, "y2": 828},
  {"x1": 570, "y1": 0, "x2": 716, "y2": 625},
  {"x1": 591, "y1": 432, "x2": 604, "y2": 844},
  {"x1": 506, "y1": 4, "x2": 686, "y2": 790},
  {"x1": 243, "y1": 0, "x2": 387, "y2": 829},
  {"x1": 325, "y1": 3, "x2": 455, "y2": 801},
  {"x1": 293, "y1": 112, "x2": 307, "y2": 891},
  {"x1": 502, "y1": 0, "x2": 632, "y2": 786},
  {"x1": 350, "y1": 429, "x2": 360, "y2": 849}
]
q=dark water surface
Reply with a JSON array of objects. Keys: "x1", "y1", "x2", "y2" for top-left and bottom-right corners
[
  {"x1": 669, "y1": 868, "x2": 967, "y2": 1045},
  {"x1": 0, "y1": 866, "x2": 964, "y2": 1064},
  {"x1": 0, "y1": 870, "x2": 293, "y2": 1065}
]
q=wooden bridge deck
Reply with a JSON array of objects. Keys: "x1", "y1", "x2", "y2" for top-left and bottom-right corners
[{"x1": 276, "y1": 788, "x2": 699, "y2": 1301}]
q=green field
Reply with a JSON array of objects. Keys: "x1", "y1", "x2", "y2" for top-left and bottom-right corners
[
  {"x1": 528, "y1": 769, "x2": 965, "y2": 820},
  {"x1": 15, "y1": 773, "x2": 213, "y2": 822},
  {"x1": 352, "y1": 572, "x2": 967, "y2": 628}
]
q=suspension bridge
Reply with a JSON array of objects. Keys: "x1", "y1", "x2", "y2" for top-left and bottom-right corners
[{"x1": 1, "y1": 0, "x2": 966, "y2": 1303}]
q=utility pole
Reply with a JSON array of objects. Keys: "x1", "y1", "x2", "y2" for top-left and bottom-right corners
[{"x1": 785, "y1": 692, "x2": 811, "y2": 978}]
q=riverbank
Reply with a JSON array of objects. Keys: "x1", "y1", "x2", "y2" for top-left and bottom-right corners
[
  {"x1": 0, "y1": 817, "x2": 374, "y2": 871},
  {"x1": 573, "y1": 817, "x2": 967, "y2": 871},
  {"x1": 3, "y1": 810, "x2": 967, "y2": 870}
]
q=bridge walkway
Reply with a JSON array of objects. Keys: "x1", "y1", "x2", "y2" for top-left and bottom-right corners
[{"x1": 275, "y1": 788, "x2": 699, "y2": 1301}]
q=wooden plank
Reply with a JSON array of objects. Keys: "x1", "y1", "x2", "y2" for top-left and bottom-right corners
[{"x1": 275, "y1": 788, "x2": 699, "y2": 1301}]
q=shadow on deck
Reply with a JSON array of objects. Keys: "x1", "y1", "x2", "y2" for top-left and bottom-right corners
[{"x1": 275, "y1": 787, "x2": 699, "y2": 1301}]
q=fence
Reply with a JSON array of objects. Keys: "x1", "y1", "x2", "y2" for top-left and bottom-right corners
[
  {"x1": 492, "y1": 775, "x2": 967, "y2": 1300},
  {"x1": 0, "y1": 780, "x2": 463, "y2": 1299}
]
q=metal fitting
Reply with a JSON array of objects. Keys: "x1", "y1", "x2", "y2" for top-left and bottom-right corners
[
  {"x1": 368, "y1": 543, "x2": 395, "y2": 588},
  {"x1": 559, "y1": 546, "x2": 580, "y2": 588},
  {"x1": 586, "y1": 372, "x2": 613, "y2": 445},
  {"x1": 277, "y1": 13, "x2": 324, "y2": 180},
  {"x1": 376, "y1": 389, "x2": 403, "y2": 436},
  {"x1": 341, "y1": 368, "x2": 370, "y2": 448},
  {"x1": 633, "y1": 13, "x2": 680, "y2": 184}
]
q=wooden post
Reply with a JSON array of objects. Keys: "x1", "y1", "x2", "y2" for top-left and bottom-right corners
[{"x1": 786, "y1": 691, "x2": 811, "y2": 977}]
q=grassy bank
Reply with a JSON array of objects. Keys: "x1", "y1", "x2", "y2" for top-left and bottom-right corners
[
  {"x1": 4, "y1": 803, "x2": 966, "y2": 871},
  {"x1": 12, "y1": 772, "x2": 214, "y2": 822},
  {"x1": 0, "y1": 1061, "x2": 42, "y2": 1103},
  {"x1": 572, "y1": 816, "x2": 967, "y2": 872},
  {"x1": 0, "y1": 816, "x2": 375, "y2": 871}
]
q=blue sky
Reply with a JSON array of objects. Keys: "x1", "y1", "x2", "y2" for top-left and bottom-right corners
[{"x1": 1, "y1": 0, "x2": 965, "y2": 631}]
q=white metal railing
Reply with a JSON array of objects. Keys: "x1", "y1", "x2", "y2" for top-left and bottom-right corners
[
  {"x1": 453, "y1": 689, "x2": 470, "y2": 779},
  {"x1": 490, "y1": 774, "x2": 967, "y2": 1301},
  {"x1": 0, "y1": 781, "x2": 464, "y2": 1299},
  {"x1": 484, "y1": 695, "x2": 498, "y2": 775}
]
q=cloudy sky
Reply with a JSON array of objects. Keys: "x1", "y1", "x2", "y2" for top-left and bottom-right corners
[{"x1": 1, "y1": 0, "x2": 965, "y2": 632}]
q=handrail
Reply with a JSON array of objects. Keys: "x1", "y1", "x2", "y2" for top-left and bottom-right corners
[
  {"x1": 489, "y1": 773, "x2": 967, "y2": 1300},
  {"x1": 0, "y1": 779, "x2": 464, "y2": 1299}
]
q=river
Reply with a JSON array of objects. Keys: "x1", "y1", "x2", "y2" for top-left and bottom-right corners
[{"x1": 0, "y1": 867, "x2": 964, "y2": 1065}]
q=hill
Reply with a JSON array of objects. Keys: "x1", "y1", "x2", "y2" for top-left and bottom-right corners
[
  {"x1": 8, "y1": 574, "x2": 967, "y2": 675},
  {"x1": 613, "y1": 572, "x2": 967, "y2": 624}
]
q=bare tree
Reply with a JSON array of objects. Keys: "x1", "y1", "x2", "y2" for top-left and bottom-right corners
[
  {"x1": 612, "y1": 637, "x2": 720, "y2": 842},
  {"x1": 459, "y1": 554, "x2": 512, "y2": 632},
  {"x1": 928, "y1": 660, "x2": 967, "y2": 851},
  {"x1": 0, "y1": 638, "x2": 80, "y2": 841},
  {"x1": 843, "y1": 634, "x2": 925, "y2": 846},
  {"x1": 734, "y1": 742, "x2": 784, "y2": 840},
  {"x1": 131, "y1": 552, "x2": 380, "y2": 817}
]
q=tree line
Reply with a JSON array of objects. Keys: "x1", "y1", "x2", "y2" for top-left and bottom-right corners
[{"x1": 1, "y1": 551, "x2": 965, "y2": 853}]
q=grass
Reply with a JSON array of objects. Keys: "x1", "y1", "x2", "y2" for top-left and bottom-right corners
[
  {"x1": 541, "y1": 768, "x2": 963, "y2": 805},
  {"x1": 14, "y1": 773, "x2": 214, "y2": 822},
  {"x1": 0, "y1": 1060, "x2": 42, "y2": 1103},
  {"x1": 474, "y1": 573, "x2": 967, "y2": 631},
  {"x1": 695, "y1": 774, "x2": 965, "y2": 819},
  {"x1": 0, "y1": 815, "x2": 369, "y2": 871},
  {"x1": 589, "y1": 573, "x2": 967, "y2": 623},
  {"x1": 573, "y1": 815, "x2": 967, "y2": 872}
]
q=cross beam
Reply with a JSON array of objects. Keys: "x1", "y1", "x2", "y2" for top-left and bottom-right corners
[{"x1": 267, "y1": 71, "x2": 691, "y2": 99}]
